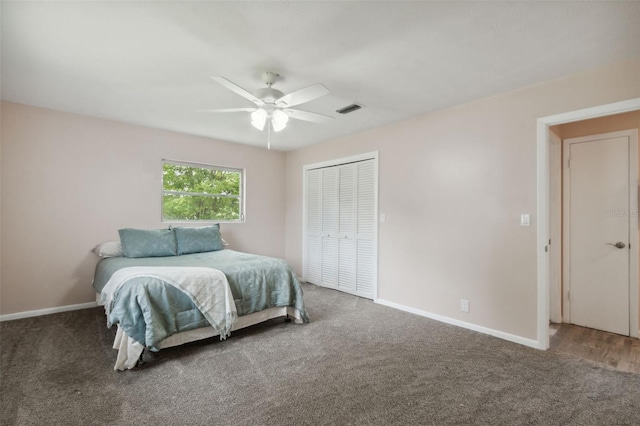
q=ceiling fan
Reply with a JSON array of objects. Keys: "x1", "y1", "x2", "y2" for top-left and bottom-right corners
[{"x1": 199, "y1": 71, "x2": 333, "y2": 149}]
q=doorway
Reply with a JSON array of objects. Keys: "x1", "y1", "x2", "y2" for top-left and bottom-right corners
[{"x1": 536, "y1": 99, "x2": 640, "y2": 349}]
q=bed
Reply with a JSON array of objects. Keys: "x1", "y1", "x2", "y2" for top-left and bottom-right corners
[{"x1": 93, "y1": 247, "x2": 308, "y2": 370}]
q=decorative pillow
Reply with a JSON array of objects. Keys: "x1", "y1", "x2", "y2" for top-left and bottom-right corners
[
  {"x1": 92, "y1": 241, "x2": 123, "y2": 258},
  {"x1": 118, "y1": 228, "x2": 177, "y2": 258},
  {"x1": 173, "y1": 224, "x2": 224, "y2": 255}
]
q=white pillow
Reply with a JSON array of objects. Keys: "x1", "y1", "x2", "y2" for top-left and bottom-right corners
[{"x1": 92, "y1": 241, "x2": 124, "y2": 258}]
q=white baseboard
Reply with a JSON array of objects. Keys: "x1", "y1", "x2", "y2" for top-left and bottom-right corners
[
  {"x1": 0, "y1": 301, "x2": 98, "y2": 322},
  {"x1": 374, "y1": 298, "x2": 541, "y2": 349}
]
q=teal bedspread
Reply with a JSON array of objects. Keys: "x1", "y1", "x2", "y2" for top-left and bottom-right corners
[{"x1": 93, "y1": 249, "x2": 308, "y2": 350}]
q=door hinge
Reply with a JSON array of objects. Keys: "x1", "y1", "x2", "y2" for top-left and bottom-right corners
[
  {"x1": 545, "y1": 245, "x2": 548, "y2": 253},
  {"x1": 567, "y1": 291, "x2": 570, "y2": 301},
  {"x1": 549, "y1": 239, "x2": 551, "y2": 245}
]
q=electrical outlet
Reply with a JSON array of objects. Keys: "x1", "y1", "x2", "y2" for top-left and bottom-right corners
[{"x1": 460, "y1": 299, "x2": 470, "y2": 313}]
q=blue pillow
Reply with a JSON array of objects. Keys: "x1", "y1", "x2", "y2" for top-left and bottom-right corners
[
  {"x1": 173, "y1": 225, "x2": 224, "y2": 255},
  {"x1": 118, "y1": 228, "x2": 177, "y2": 258}
]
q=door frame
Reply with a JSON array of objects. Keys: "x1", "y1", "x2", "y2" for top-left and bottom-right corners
[
  {"x1": 561, "y1": 130, "x2": 638, "y2": 332},
  {"x1": 537, "y1": 98, "x2": 640, "y2": 349},
  {"x1": 548, "y1": 130, "x2": 562, "y2": 324},
  {"x1": 302, "y1": 151, "x2": 379, "y2": 299}
]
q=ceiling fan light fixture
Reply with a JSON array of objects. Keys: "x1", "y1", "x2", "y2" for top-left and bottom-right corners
[
  {"x1": 271, "y1": 109, "x2": 289, "y2": 132},
  {"x1": 205, "y1": 73, "x2": 334, "y2": 147},
  {"x1": 251, "y1": 108, "x2": 267, "y2": 130}
]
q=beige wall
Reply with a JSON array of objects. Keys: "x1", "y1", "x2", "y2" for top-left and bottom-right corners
[
  {"x1": 0, "y1": 102, "x2": 287, "y2": 315},
  {"x1": 284, "y1": 58, "x2": 640, "y2": 340}
]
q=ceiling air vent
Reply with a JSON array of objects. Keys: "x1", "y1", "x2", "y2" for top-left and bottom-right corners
[{"x1": 336, "y1": 103, "x2": 363, "y2": 115}]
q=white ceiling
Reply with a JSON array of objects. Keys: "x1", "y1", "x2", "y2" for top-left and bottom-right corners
[{"x1": 2, "y1": 1, "x2": 639, "y2": 151}]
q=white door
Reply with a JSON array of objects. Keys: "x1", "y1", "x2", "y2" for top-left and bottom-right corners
[
  {"x1": 306, "y1": 169, "x2": 322, "y2": 285},
  {"x1": 563, "y1": 133, "x2": 632, "y2": 335},
  {"x1": 354, "y1": 160, "x2": 376, "y2": 298},
  {"x1": 304, "y1": 156, "x2": 378, "y2": 300},
  {"x1": 338, "y1": 164, "x2": 356, "y2": 293},
  {"x1": 321, "y1": 167, "x2": 339, "y2": 288}
]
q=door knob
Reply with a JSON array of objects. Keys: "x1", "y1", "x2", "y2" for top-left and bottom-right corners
[{"x1": 606, "y1": 242, "x2": 626, "y2": 249}]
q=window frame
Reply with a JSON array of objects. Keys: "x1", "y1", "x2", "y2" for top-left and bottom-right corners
[{"x1": 161, "y1": 159, "x2": 245, "y2": 223}]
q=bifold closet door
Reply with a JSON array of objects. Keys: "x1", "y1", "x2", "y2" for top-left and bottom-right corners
[{"x1": 305, "y1": 159, "x2": 376, "y2": 299}]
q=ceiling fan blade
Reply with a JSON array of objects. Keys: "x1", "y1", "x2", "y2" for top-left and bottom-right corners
[
  {"x1": 276, "y1": 83, "x2": 329, "y2": 108},
  {"x1": 196, "y1": 108, "x2": 257, "y2": 113},
  {"x1": 210, "y1": 76, "x2": 264, "y2": 106},
  {"x1": 284, "y1": 109, "x2": 333, "y2": 124}
]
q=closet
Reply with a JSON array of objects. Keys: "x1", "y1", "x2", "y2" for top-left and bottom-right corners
[{"x1": 305, "y1": 157, "x2": 377, "y2": 299}]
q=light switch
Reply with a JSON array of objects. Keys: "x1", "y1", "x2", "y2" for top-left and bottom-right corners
[
  {"x1": 520, "y1": 214, "x2": 530, "y2": 227},
  {"x1": 379, "y1": 214, "x2": 386, "y2": 223}
]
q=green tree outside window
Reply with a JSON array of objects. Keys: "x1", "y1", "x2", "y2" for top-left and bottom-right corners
[{"x1": 162, "y1": 161, "x2": 243, "y2": 221}]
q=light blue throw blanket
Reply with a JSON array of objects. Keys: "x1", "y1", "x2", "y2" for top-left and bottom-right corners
[{"x1": 93, "y1": 250, "x2": 308, "y2": 350}]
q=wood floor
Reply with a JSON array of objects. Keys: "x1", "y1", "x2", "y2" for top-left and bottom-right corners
[{"x1": 549, "y1": 323, "x2": 640, "y2": 374}]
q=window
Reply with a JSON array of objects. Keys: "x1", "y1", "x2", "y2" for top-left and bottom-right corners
[{"x1": 162, "y1": 160, "x2": 244, "y2": 222}]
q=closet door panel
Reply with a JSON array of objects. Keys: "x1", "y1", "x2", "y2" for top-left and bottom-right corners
[
  {"x1": 307, "y1": 169, "x2": 322, "y2": 234},
  {"x1": 322, "y1": 168, "x2": 339, "y2": 237},
  {"x1": 356, "y1": 239, "x2": 375, "y2": 298},
  {"x1": 321, "y1": 167, "x2": 338, "y2": 288},
  {"x1": 338, "y1": 238, "x2": 356, "y2": 292},
  {"x1": 338, "y1": 164, "x2": 355, "y2": 237},
  {"x1": 305, "y1": 169, "x2": 323, "y2": 284},
  {"x1": 322, "y1": 237, "x2": 338, "y2": 288},
  {"x1": 356, "y1": 160, "x2": 376, "y2": 239},
  {"x1": 306, "y1": 235, "x2": 322, "y2": 285},
  {"x1": 355, "y1": 160, "x2": 376, "y2": 298}
]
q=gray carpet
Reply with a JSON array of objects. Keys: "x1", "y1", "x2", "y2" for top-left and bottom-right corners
[{"x1": 1, "y1": 283, "x2": 639, "y2": 425}]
